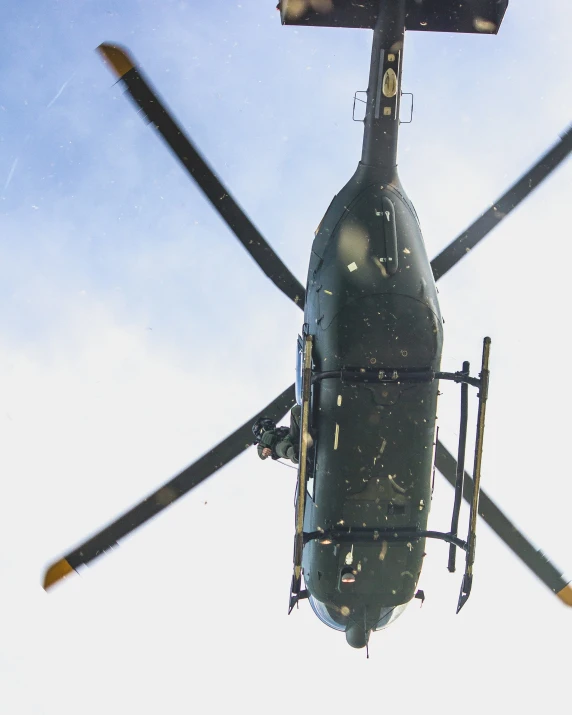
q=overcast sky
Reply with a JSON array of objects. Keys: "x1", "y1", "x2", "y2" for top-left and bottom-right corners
[{"x1": 1, "y1": 1, "x2": 571, "y2": 713}]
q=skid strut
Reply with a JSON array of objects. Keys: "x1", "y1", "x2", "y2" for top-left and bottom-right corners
[{"x1": 287, "y1": 336, "x2": 491, "y2": 614}]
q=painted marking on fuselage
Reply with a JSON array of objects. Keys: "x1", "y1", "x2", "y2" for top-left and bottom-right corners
[
  {"x1": 382, "y1": 68, "x2": 398, "y2": 97},
  {"x1": 345, "y1": 545, "x2": 354, "y2": 565}
]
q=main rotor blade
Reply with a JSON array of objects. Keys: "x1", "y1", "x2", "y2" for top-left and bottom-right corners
[
  {"x1": 435, "y1": 440, "x2": 572, "y2": 605},
  {"x1": 431, "y1": 125, "x2": 572, "y2": 281},
  {"x1": 43, "y1": 384, "x2": 296, "y2": 589},
  {"x1": 97, "y1": 43, "x2": 305, "y2": 309}
]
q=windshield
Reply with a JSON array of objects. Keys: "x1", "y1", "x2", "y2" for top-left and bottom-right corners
[
  {"x1": 373, "y1": 603, "x2": 408, "y2": 630},
  {"x1": 309, "y1": 596, "x2": 409, "y2": 632},
  {"x1": 308, "y1": 596, "x2": 348, "y2": 631}
]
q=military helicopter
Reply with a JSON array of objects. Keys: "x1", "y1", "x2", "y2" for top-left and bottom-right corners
[{"x1": 43, "y1": 0, "x2": 572, "y2": 651}]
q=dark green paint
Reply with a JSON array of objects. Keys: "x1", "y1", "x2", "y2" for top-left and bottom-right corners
[{"x1": 300, "y1": 163, "x2": 443, "y2": 642}]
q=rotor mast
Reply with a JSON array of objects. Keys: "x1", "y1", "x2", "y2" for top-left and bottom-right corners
[{"x1": 360, "y1": 0, "x2": 405, "y2": 178}]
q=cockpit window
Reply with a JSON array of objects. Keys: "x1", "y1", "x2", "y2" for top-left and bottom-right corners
[
  {"x1": 373, "y1": 603, "x2": 408, "y2": 630},
  {"x1": 309, "y1": 596, "x2": 408, "y2": 632},
  {"x1": 308, "y1": 596, "x2": 348, "y2": 631}
]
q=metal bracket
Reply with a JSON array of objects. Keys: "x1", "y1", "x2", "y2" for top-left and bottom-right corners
[
  {"x1": 400, "y1": 92, "x2": 414, "y2": 124},
  {"x1": 352, "y1": 90, "x2": 367, "y2": 122}
]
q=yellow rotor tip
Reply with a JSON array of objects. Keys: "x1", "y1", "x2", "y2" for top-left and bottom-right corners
[
  {"x1": 97, "y1": 43, "x2": 135, "y2": 78},
  {"x1": 557, "y1": 583, "x2": 572, "y2": 606},
  {"x1": 43, "y1": 559, "x2": 74, "y2": 590}
]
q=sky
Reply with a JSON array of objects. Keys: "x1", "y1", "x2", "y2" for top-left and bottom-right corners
[{"x1": 1, "y1": 1, "x2": 571, "y2": 713}]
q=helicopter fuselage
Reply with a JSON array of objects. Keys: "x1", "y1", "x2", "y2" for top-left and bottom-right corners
[{"x1": 300, "y1": 161, "x2": 443, "y2": 638}]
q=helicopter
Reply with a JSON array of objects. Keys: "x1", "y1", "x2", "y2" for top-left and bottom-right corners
[{"x1": 42, "y1": 0, "x2": 572, "y2": 651}]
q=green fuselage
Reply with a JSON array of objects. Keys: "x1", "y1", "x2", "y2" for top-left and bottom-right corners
[
  {"x1": 292, "y1": 0, "x2": 444, "y2": 645},
  {"x1": 301, "y1": 162, "x2": 443, "y2": 639}
]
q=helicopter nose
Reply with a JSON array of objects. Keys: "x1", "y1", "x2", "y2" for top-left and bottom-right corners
[{"x1": 345, "y1": 623, "x2": 371, "y2": 649}]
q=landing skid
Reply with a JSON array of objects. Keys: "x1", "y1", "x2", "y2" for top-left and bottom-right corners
[
  {"x1": 453, "y1": 337, "x2": 491, "y2": 612},
  {"x1": 288, "y1": 336, "x2": 491, "y2": 615},
  {"x1": 288, "y1": 332, "x2": 313, "y2": 614}
]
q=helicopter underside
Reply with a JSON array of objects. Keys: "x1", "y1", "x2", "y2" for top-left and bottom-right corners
[{"x1": 298, "y1": 165, "x2": 443, "y2": 644}]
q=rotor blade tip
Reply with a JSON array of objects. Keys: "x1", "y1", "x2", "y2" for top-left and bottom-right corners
[
  {"x1": 97, "y1": 43, "x2": 134, "y2": 78},
  {"x1": 43, "y1": 559, "x2": 74, "y2": 590},
  {"x1": 557, "y1": 583, "x2": 572, "y2": 607}
]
